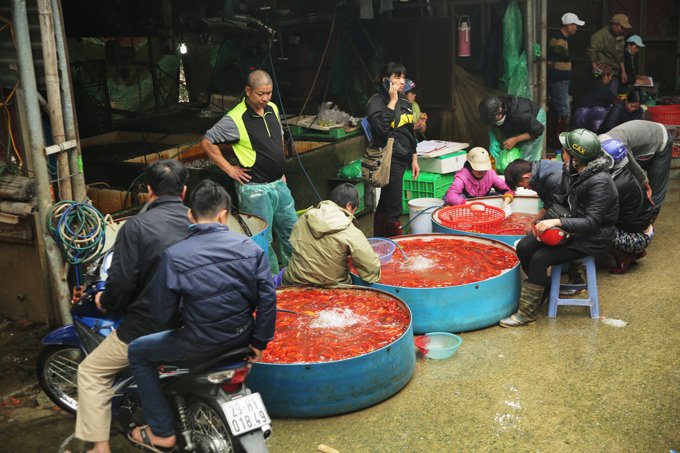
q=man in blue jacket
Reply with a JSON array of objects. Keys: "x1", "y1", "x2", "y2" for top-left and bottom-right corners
[
  {"x1": 126, "y1": 180, "x2": 276, "y2": 451},
  {"x1": 504, "y1": 158, "x2": 564, "y2": 231}
]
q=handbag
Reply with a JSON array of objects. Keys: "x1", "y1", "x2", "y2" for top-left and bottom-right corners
[{"x1": 361, "y1": 137, "x2": 394, "y2": 188}]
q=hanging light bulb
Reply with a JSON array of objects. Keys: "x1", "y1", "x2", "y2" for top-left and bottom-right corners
[{"x1": 179, "y1": 43, "x2": 188, "y2": 55}]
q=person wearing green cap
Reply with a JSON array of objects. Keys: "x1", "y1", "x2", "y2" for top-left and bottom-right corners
[
  {"x1": 500, "y1": 129, "x2": 618, "y2": 327},
  {"x1": 587, "y1": 13, "x2": 632, "y2": 95}
]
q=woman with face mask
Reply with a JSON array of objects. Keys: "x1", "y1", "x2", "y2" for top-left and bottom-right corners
[{"x1": 479, "y1": 95, "x2": 546, "y2": 172}]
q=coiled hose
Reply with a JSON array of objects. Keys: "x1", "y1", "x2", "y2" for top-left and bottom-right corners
[{"x1": 47, "y1": 201, "x2": 107, "y2": 267}]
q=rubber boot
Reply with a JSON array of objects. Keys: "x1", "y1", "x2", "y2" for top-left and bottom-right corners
[
  {"x1": 499, "y1": 282, "x2": 544, "y2": 327},
  {"x1": 384, "y1": 220, "x2": 403, "y2": 238},
  {"x1": 373, "y1": 213, "x2": 386, "y2": 237}
]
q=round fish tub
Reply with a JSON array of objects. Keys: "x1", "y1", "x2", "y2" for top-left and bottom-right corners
[
  {"x1": 432, "y1": 195, "x2": 539, "y2": 246},
  {"x1": 248, "y1": 286, "x2": 415, "y2": 418},
  {"x1": 226, "y1": 212, "x2": 269, "y2": 258},
  {"x1": 352, "y1": 234, "x2": 520, "y2": 334}
]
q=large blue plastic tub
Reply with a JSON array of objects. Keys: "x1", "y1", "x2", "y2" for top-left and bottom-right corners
[
  {"x1": 226, "y1": 212, "x2": 269, "y2": 258},
  {"x1": 352, "y1": 233, "x2": 520, "y2": 334},
  {"x1": 248, "y1": 286, "x2": 416, "y2": 418}
]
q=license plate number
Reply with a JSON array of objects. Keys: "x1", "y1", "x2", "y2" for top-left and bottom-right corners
[{"x1": 222, "y1": 393, "x2": 271, "y2": 436}]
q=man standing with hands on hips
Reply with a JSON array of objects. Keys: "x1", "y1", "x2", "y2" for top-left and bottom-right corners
[{"x1": 200, "y1": 69, "x2": 298, "y2": 273}]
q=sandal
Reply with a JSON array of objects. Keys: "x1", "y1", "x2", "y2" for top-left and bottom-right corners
[{"x1": 127, "y1": 426, "x2": 176, "y2": 453}]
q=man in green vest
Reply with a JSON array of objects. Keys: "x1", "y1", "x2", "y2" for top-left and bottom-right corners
[{"x1": 200, "y1": 70, "x2": 297, "y2": 273}]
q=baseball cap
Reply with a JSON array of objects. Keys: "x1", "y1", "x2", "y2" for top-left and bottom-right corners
[
  {"x1": 626, "y1": 35, "x2": 645, "y2": 47},
  {"x1": 610, "y1": 13, "x2": 632, "y2": 29},
  {"x1": 561, "y1": 13, "x2": 585, "y2": 26},
  {"x1": 467, "y1": 147, "x2": 492, "y2": 171}
]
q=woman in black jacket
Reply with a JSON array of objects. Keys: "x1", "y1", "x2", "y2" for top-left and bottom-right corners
[
  {"x1": 366, "y1": 62, "x2": 420, "y2": 236},
  {"x1": 500, "y1": 128, "x2": 618, "y2": 327},
  {"x1": 597, "y1": 88, "x2": 644, "y2": 134},
  {"x1": 601, "y1": 138, "x2": 654, "y2": 274}
]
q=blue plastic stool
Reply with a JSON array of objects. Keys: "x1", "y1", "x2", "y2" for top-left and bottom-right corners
[{"x1": 548, "y1": 256, "x2": 599, "y2": 318}]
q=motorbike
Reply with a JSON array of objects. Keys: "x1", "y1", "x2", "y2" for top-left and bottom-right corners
[{"x1": 38, "y1": 256, "x2": 272, "y2": 453}]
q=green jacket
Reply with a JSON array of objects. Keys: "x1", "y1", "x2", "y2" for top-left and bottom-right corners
[
  {"x1": 283, "y1": 201, "x2": 380, "y2": 286},
  {"x1": 587, "y1": 26, "x2": 624, "y2": 76}
]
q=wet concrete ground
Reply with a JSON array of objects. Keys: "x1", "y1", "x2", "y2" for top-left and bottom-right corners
[{"x1": 1, "y1": 179, "x2": 678, "y2": 452}]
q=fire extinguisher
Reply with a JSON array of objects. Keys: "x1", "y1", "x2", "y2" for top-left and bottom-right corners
[{"x1": 458, "y1": 15, "x2": 471, "y2": 57}]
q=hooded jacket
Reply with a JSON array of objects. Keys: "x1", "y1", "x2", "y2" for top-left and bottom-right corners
[
  {"x1": 284, "y1": 201, "x2": 380, "y2": 286},
  {"x1": 444, "y1": 163, "x2": 514, "y2": 206},
  {"x1": 366, "y1": 87, "x2": 417, "y2": 160},
  {"x1": 547, "y1": 154, "x2": 619, "y2": 256},
  {"x1": 149, "y1": 223, "x2": 276, "y2": 357},
  {"x1": 611, "y1": 157, "x2": 653, "y2": 233},
  {"x1": 496, "y1": 95, "x2": 544, "y2": 139}
]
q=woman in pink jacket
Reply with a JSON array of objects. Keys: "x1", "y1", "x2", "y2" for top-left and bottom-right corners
[{"x1": 444, "y1": 147, "x2": 515, "y2": 206}]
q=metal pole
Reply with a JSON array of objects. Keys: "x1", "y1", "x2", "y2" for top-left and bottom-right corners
[
  {"x1": 51, "y1": 0, "x2": 86, "y2": 202},
  {"x1": 37, "y1": 0, "x2": 72, "y2": 201},
  {"x1": 525, "y1": 0, "x2": 534, "y2": 100},
  {"x1": 12, "y1": 0, "x2": 72, "y2": 324}
]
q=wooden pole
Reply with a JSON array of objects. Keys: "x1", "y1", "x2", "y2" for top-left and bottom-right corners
[
  {"x1": 12, "y1": 0, "x2": 72, "y2": 324},
  {"x1": 37, "y1": 0, "x2": 72, "y2": 201},
  {"x1": 50, "y1": 0, "x2": 87, "y2": 202}
]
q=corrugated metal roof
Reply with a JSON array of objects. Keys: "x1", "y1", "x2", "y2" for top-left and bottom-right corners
[{"x1": 1, "y1": 2, "x2": 46, "y2": 89}]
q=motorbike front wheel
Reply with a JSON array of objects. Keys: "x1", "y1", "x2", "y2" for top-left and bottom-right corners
[
  {"x1": 37, "y1": 345, "x2": 83, "y2": 414},
  {"x1": 187, "y1": 398, "x2": 241, "y2": 453}
]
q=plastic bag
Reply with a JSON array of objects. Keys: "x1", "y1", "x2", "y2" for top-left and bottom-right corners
[
  {"x1": 501, "y1": 0, "x2": 530, "y2": 98},
  {"x1": 495, "y1": 147, "x2": 522, "y2": 174},
  {"x1": 337, "y1": 160, "x2": 362, "y2": 180},
  {"x1": 317, "y1": 102, "x2": 351, "y2": 127}
]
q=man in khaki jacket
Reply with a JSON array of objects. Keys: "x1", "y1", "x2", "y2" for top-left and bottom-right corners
[
  {"x1": 587, "y1": 13, "x2": 632, "y2": 95},
  {"x1": 282, "y1": 183, "x2": 380, "y2": 286}
]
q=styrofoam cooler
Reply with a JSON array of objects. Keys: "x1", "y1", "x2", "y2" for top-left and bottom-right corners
[{"x1": 417, "y1": 151, "x2": 467, "y2": 174}]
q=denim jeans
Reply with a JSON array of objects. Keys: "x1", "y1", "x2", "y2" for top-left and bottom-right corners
[
  {"x1": 237, "y1": 179, "x2": 298, "y2": 273},
  {"x1": 548, "y1": 81, "x2": 570, "y2": 117},
  {"x1": 127, "y1": 331, "x2": 250, "y2": 437},
  {"x1": 127, "y1": 330, "x2": 192, "y2": 437},
  {"x1": 639, "y1": 132, "x2": 673, "y2": 217}
]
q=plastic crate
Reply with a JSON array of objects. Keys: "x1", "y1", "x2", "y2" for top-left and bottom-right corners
[
  {"x1": 647, "y1": 105, "x2": 680, "y2": 125},
  {"x1": 402, "y1": 170, "x2": 454, "y2": 214}
]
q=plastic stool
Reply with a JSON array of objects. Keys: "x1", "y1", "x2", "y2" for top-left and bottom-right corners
[{"x1": 548, "y1": 256, "x2": 599, "y2": 318}]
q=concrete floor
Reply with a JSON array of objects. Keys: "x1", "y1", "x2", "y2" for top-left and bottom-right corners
[{"x1": 1, "y1": 179, "x2": 679, "y2": 452}]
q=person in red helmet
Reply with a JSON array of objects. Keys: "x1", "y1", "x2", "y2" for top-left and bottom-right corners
[{"x1": 500, "y1": 128, "x2": 618, "y2": 327}]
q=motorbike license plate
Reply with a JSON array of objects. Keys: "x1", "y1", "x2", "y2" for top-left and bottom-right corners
[{"x1": 222, "y1": 393, "x2": 271, "y2": 436}]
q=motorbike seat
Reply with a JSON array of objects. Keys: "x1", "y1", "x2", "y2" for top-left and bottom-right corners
[{"x1": 187, "y1": 347, "x2": 253, "y2": 375}]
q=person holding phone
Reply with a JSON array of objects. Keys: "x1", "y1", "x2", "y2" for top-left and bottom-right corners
[{"x1": 365, "y1": 62, "x2": 420, "y2": 237}]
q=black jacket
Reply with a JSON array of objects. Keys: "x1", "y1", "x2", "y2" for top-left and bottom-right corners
[
  {"x1": 496, "y1": 95, "x2": 544, "y2": 139},
  {"x1": 530, "y1": 160, "x2": 563, "y2": 209},
  {"x1": 547, "y1": 154, "x2": 619, "y2": 256},
  {"x1": 611, "y1": 160, "x2": 653, "y2": 233},
  {"x1": 100, "y1": 196, "x2": 190, "y2": 343},
  {"x1": 366, "y1": 88, "x2": 417, "y2": 160},
  {"x1": 598, "y1": 103, "x2": 643, "y2": 134},
  {"x1": 150, "y1": 223, "x2": 276, "y2": 358}
]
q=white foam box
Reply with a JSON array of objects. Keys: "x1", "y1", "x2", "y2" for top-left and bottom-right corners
[{"x1": 417, "y1": 150, "x2": 467, "y2": 174}]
